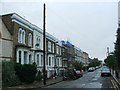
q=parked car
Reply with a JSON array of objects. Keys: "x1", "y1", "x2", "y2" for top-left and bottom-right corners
[
  {"x1": 62, "y1": 69, "x2": 76, "y2": 80},
  {"x1": 101, "y1": 68, "x2": 111, "y2": 77},
  {"x1": 95, "y1": 66, "x2": 99, "y2": 69},
  {"x1": 62, "y1": 69, "x2": 83, "y2": 80},
  {"x1": 75, "y1": 70, "x2": 83, "y2": 79},
  {"x1": 88, "y1": 67, "x2": 95, "y2": 72}
]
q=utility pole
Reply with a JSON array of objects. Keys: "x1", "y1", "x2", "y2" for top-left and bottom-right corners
[{"x1": 43, "y1": 3, "x2": 46, "y2": 85}]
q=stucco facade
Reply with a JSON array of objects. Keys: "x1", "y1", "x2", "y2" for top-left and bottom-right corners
[{"x1": 33, "y1": 27, "x2": 43, "y2": 72}]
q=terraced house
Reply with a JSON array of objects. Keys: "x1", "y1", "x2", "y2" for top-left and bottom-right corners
[
  {"x1": 46, "y1": 32, "x2": 57, "y2": 78},
  {"x1": 33, "y1": 25, "x2": 43, "y2": 72},
  {"x1": 0, "y1": 13, "x2": 89, "y2": 78},
  {"x1": 1, "y1": 13, "x2": 34, "y2": 63},
  {"x1": 46, "y1": 33, "x2": 63, "y2": 78}
]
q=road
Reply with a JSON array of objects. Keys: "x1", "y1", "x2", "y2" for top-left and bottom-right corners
[{"x1": 44, "y1": 67, "x2": 119, "y2": 89}]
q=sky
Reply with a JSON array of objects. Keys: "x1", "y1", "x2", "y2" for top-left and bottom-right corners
[{"x1": 1, "y1": 0, "x2": 119, "y2": 60}]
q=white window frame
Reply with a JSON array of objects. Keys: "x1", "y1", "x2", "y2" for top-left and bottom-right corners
[
  {"x1": 37, "y1": 54, "x2": 39, "y2": 66},
  {"x1": 52, "y1": 44, "x2": 54, "y2": 53},
  {"x1": 29, "y1": 54, "x2": 32, "y2": 64},
  {"x1": 52, "y1": 57, "x2": 54, "y2": 66},
  {"x1": 18, "y1": 28, "x2": 26, "y2": 44},
  {"x1": 24, "y1": 51, "x2": 27, "y2": 64},
  {"x1": 22, "y1": 30, "x2": 25, "y2": 44},
  {"x1": 49, "y1": 57, "x2": 51, "y2": 66},
  {"x1": 36, "y1": 36, "x2": 41, "y2": 48},
  {"x1": 18, "y1": 28, "x2": 22, "y2": 43},
  {"x1": 28, "y1": 33, "x2": 32, "y2": 46},
  {"x1": 18, "y1": 50, "x2": 21, "y2": 64},
  {"x1": 56, "y1": 46, "x2": 59, "y2": 54},
  {"x1": 48, "y1": 41, "x2": 51, "y2": 52}
]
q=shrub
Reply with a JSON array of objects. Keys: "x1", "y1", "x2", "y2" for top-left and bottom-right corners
[
  {"x1": 35, "y1": 70, "x2": 42, "y2": 81},
  {"x1": 2, "y1": 61, "x2": 21, "y2": 87},
  {"x1": 15, "y1": 63, "x2": 37, "y2": 84}
]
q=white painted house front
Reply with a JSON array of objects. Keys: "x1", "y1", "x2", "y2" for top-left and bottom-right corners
[
  {"x1": 46, "y1": 32, "x2": 56, "y2": 78},
  {"x1": 55, "y1": 41, "x2": 63, "y2": 76},
  {"x1": 33, "y1": 26, "x2": 44, "y2": 72}
]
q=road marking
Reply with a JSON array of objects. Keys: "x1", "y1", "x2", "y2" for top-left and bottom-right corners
[
  {"x1": 111, "y1": 79, "x2": 119, "y2": 90},
  {"x1": 114, "y1": 76, "x2": 120, "y2": 85},
  {"x1": 82, "y1": 84, "x2": 85, "y2": 86},
  {"x1": 111, "y1": 79, "x2": 116, "y2": 89},
  {"x1": 112, "y1": 79, "x2": 119, "y2": 89},
  {"x1": 92, "y1": 78, "x2": 97, "y2": 81}
]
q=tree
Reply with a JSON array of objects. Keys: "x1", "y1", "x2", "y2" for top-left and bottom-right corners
[
  {"x1": 89, "y1": 58, "x2": 101, "y2": 67},
  {"x1": 72, "y1": 61, "x2": 83, "y2": 70},
  {"x1": 104, "y1": 54, "x2": 117, "y2": 70},
  {"x1": 115, "y1": 28, "x2": 120, "y2": 69}
]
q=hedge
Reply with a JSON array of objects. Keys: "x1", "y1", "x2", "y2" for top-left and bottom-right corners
[
  {"x1": 15, "y1": 63, "x2": 37, "y2": 83},
  {"x1": 35, "y1": 70, "x2": 43, "y2": 81},
  {"x1": 2, "y1": 61, "x2": 21, "y2": 87}
]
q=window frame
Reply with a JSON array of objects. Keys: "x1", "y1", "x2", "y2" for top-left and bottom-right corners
[{"x1": 28, "y1": 33, "x2": 32, "y2": 46}]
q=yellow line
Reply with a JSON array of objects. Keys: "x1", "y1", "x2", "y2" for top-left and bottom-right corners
[
  {"x1": 111, "y1": 79, "x2": 116, "y2": 89},
  {"x1": 111, "y1": 79, "x2": 119, "y2": 90},
  {"x1": 112, "y1": 79, "x2": 119, "y2": 89}
]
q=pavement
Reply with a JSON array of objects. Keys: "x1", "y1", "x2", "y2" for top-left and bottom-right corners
[
  {"x1": 2, "y1": 70, "x2": 120, "y2": 90},
  {"x1": 2, "y1": 71, "x2": 87, "y2": 90},
  {"x1": 2, "y1": 76, "x2": 63, "y2": 90}
]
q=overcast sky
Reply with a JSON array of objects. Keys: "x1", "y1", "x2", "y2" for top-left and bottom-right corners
[{"x1": 1, "y1": 0, "x2": 119, "y2": 60}]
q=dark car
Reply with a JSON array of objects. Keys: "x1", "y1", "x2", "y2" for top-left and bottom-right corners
[
  {"x1": 62, "y1": 69, "x2": 76, "y2": 80},
  {"x1": 75, "y1": 70, "x2": 83, "y2": 79},
  {"x1": 101, "y1": 68, "x2": 111, "y2": 77}
]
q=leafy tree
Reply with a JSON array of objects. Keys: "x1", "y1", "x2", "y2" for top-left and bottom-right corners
[
  {"x1": 104, "y1": 54, "x2": 117, "y2": 70},
  {"x1": 89, "y1": 58, "x2": 101, "y2": 67},
  {"x1": 72, "y1": 61, "x2": 83, "y2": 70},
  {"x1": 115, "y1": 28, "x2": 120, "y2": 69}
]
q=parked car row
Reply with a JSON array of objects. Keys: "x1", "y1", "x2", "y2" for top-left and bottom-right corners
[{"x1": 88, "y1": 66, "x2": 101, "y2": 72}]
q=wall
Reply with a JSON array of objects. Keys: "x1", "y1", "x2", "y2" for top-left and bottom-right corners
[{"x1": 0, "y1": 17, "x2": 13, "y2": 61}]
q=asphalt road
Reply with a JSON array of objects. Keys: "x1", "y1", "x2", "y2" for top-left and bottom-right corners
[{"x1": 44, "y1": 67, "x2": 119, "y2": 89}]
